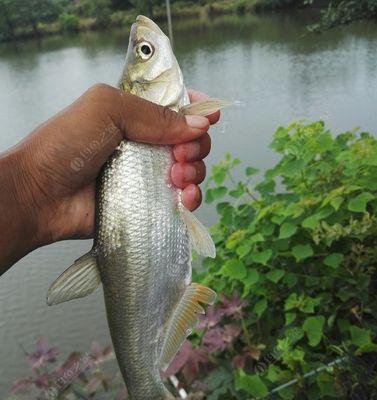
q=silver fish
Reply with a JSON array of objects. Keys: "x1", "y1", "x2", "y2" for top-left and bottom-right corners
[{"x1": 47, "y1": 15, "x2": 228, "y2": 400}]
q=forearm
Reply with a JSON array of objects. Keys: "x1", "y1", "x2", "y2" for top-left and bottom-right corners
[{"x1": 0, "y1": 146, "x2": 39, "y2": 274}]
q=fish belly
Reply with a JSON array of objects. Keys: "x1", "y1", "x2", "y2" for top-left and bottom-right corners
[{"x1": 95, "y1": 140, "x2": 190, "y2": 399}]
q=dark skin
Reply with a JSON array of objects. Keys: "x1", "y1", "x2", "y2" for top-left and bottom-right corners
[{"x1": 0, "y1": 84, "x2": 220, "y2": 275}]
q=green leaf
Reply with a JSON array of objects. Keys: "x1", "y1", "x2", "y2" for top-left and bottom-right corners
[
  {"x1": 302, "y1": 215, "x2": 319, "y2": 230},
  {"x1": 271, "y1": 214, "x2": 285, "y2": 225},
  {"x1": 244, "y1": 269, "x2": 260, "y2": 286},
  {"x1": 280, "y1": 159, "x2": 305, "y2": 178},
  {"x1": 242, "y1": 269, "x2": 260, "y2": 296},
  {"x1": 356, "y1": 343, "x2": 377, "y2": 355},
  {"x1": 235, "y1": 370, "x2": 268, "y2": 397},
  {"x1": 205, "y1": 189, "x2": 214, "y2": 204},
  {"x1": 279, "y1": 222, "x2": 297, "y2": 239},
  {"x1": 284, "y1": 293, "x2": 299, "y2": 311},
  {"x1": 330, "y1": 196, "x2": 343, "y2": 210},
  {"x1": 283, "y1": 273, "x2": 298, "y2": 288},
  {"x1": 212, "y1": 186, "x2": 228, "y2": 200},
  {"x1": 317, "y1": 372, "x2": 337, "y2": 397},
  {"x1": 300, "y1": 296, "x2": 321, "y2": 313},
  {"x1": 213, "y1": 169, "x2": 226, "y2": 185},
  {"x1": 261, "y1": 222, "x2": 275, "y2": 236},
  {"x1": 323, "y1": 253, "x2": 343, "y2": 268},
  {"x1": 229, "y1": 187, "x2": 244, "y2": 198},
  {"x1": 251, "y1": 249, "x2": 272, "y2": 265},
  {"x1": 220, "y1": 259, "x2": 247, "y2": 281},
  {"x1": 254, "y1": 298, "x2": 267, "y2": 318},
  {"x1": 246, "y1": 166, "x2": 259, "y2": 176},
  {"x1": 236, "y1": 244, "x2": 250, "y2": 258},
  {"x1": 349, "y1": 326, "x2": 372, "y2": 347},
  {"x1": 266, "y1": 269, "x2": 285, "y2": 283},
  {"x1": 285, "y1": 312, "x2": 296, "y2": 325},
  {"x1": 348, "y1": 192, "x2": 374, "y2": 212},
  {"x1": 292, "y1": 244, "x2": 313, "y2": 261},
  {"x1": 250, "y1": 233, "x2": 264, "y2": 243},
  {"x1": 303, "y1": 316, "x2": 325, "y2": 346}
]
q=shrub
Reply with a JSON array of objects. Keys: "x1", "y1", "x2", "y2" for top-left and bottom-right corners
[
  {"x1": 174, "y1": 121, "x2": 377, "y2": 399},
  {"x1": 58, "y1": 13, "x2": 79, "y2": 32},
  {"x1": 7, "y1": 122, "x2": 377, "y2": 399}
]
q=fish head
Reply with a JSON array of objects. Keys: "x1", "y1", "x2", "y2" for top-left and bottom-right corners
[{"x1": 120, "y1": 15, "x2": 188, "y2": 108}]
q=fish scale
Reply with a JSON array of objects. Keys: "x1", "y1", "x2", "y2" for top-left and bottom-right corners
[{"x1": 96, "y1": 141, "x2": 190, "y2": 399}]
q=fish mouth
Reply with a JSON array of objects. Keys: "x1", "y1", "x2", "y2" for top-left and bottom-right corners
[{"x1": 134, "y1": 15, "x2": 165, "y2": 35}]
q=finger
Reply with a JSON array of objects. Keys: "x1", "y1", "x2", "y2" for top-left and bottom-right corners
[
  {"x1": 173, "y1": 133, "x2": 211, "y2": 163},
  {"x1": 182, "y1": 184, "x2": 202, "y2": 211},
  {"x1": 171, "y1": 161, "x2": 206, "y2": 188},
  {"x1": 188, "y1": 89, "x2": 220, "y2": 125},
  {"x1": 111, "y1": 87, "x2": 209, "y2": 144}
]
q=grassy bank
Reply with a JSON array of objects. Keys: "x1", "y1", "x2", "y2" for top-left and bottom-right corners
[
  {"x1": 0, "y1": 0, "x2": 280, "y2": 43},
  {"x1": 2, "y1": 0, "x2": 376, "y2": 43}
]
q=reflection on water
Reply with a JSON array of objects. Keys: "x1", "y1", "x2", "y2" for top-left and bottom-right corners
[{"x1": 0, "y1": 11, "x2": 376, "y2": 393}]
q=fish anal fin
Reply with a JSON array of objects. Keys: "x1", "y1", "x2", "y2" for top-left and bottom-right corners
[
  {"x1": 160, "y1": 283, "x2": 216, "y2": 371},
  {"x1": 47, "y1": 251, "x2": 101, "y2": 306},
  {"x1": 181, "y1": 207, "x2": 216, "y2": 258},
  {"x1": 180, "y1": 98, "x2": 232, "y2": 116}
]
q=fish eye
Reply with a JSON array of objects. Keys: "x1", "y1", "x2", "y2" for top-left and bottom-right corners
[
  {"x1": 136, "y1": 41, "x2": 154, "y2": 60},
  {"x1": 141, "y1": 44, "x2": 151, "y2": 55}
]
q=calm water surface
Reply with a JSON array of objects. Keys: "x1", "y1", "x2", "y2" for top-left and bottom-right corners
[{"x1": 0, "y1": 11, "x2": 376, "y2": 393}]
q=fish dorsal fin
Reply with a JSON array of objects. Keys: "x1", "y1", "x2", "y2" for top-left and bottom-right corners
[
  {"x1": 160, "y1": 283, "x2": 216, "y2": 371},
  {"x1": 181, "y1": 207, "x2": 216, "y2": 258},
  {"x1": 47, "y1": 251, "x2": 101, "y2": 306},
  {"x1": 180, "y1": 98, "x2": 232, "y2": 116}
]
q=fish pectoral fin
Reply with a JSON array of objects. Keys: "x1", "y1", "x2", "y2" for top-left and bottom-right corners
[
  {"x1": 181, "y1": 207, "x2": 216, "y2": 258},
  {"x1": 180, "y1": 98, "x2": 232, "y2": 116},
  {"x1": 46, "y1": 251, "x2": 101, "y2": 306},
  {"x1": 160, "y1": 283, "x2": 216, "y2": 371}
]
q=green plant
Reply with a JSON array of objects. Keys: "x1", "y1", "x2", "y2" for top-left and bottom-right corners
[
  {"x1": 7, "y1": 338, "x2": 127, "y2": 399},
  {"x1": 59, "y1": 13, "x2": 79, "y2": 32},
  {"x1": 7, "y1": 122, "x2": 377, "y2": 399},
  {"x1": 179, "y1": 121, "x2": 377, "y2": 399},
  {"x1": 305, "y1": 0, "x2": 377, "y2": 30}
]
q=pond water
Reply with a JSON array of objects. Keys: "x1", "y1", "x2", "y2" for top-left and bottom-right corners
[{"x1": 0, "y1": 11, "x2": 376, "y2": 393}]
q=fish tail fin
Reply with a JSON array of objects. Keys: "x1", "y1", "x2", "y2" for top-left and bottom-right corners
[{"x1": 46, "y1": 250, "x2": 101, "y2": 306}]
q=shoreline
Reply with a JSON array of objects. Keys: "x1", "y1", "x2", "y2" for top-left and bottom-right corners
[{"x1": 0, "y1": 0, "x2": 300, "y2": 44}]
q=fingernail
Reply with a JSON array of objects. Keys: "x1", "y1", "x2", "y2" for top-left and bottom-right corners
[
  {"x1": 185, "y1": 115, "x2": 208, "y2": 130},
  {"x1": 184, "y1": 165, "x2": 197, "y2": 182}
]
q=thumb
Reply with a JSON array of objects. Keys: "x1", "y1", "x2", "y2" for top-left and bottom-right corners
[{"x1": 111, "y1": 88, "x2": 210, "y2": 145}]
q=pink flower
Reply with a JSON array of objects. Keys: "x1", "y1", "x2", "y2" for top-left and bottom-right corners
[
  {"x1": 27, "y1": 338, "x2": 59, "y2": 369},
  {"x1": 203, "y1": 324, "x2": 241, "y2": 353},
  {"x1": 219, "y1": 292, "x2": 248, "y2": 319},
  {"x1": 222, "y1": 324, "x2": 241, "y2": 343},
  {"x1": 88, "y1": 341, "x2": 113, "y2": 366},
  {"x1": 203, "y1": 327, "x2": 227, "y2": 352},
  {"x1": 197, "y1": 305, "x2": 222, "y2": 329},
  {"x1": 9, "y1": 378, "x2": 33, "y2": 394},
  {"x1": 233, "y1": 354, "x2": 248, "y2": 369},
  {"x1": 164, "y1": 340, "x2": 209, "y2": 383}
]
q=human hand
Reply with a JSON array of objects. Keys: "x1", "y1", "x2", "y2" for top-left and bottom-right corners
[{"x1": 0, "y1": 84, "x2": 220, "y2": 273}]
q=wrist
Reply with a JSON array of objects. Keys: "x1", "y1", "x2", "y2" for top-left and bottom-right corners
[{"x1": 0, "y1": 144, "x2": 49, "y2": 272}]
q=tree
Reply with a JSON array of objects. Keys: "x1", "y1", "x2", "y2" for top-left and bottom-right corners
[
  {"x1": 18, "y1": 0, "x2": 61, "y2": 37},
  {"x1": 130, "y1": 0, "x2": 164, "y2": 16},
  {"x1": 110, "y1": 0, "x2": 133, "y2": 10},
  {"x1": 0, "y1": 0, "x2": 20, "y2": 39}
]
